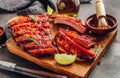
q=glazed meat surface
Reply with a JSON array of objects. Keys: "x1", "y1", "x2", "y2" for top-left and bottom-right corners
[
  {"x1": 54, "y1": 28, "x2": 95, "y2": 62},
  {"x1": 8, "y1": 15, "x2": 56, "y2": 56}
]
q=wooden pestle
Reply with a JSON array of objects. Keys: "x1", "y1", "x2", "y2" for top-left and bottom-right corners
[{"x1": 96, "y1": 0, "x2": 108, "y2": 27}]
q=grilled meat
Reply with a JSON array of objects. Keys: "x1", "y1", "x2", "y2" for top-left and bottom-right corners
[
  {"x1": 53, "y1": 29, "x2": 95, "y2": 62},
  {"x1": 8, "y1": 15, "x2": 56, "y2": 56},
  {"x1": 8, "y1": 14, "x2": 96, "y2": 62}
]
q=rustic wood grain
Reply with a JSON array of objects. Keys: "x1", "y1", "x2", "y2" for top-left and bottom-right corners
[{"x1": 6, "y1": 29, "x2": 117, "y2": 78}]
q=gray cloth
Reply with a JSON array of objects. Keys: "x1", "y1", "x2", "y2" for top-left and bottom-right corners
[
  {"x1": 16, "y1": 1, "x2": 46, "y2": 15},
  {"x1": 0, "y1": 0, "x2": 34, "y2": 13},
  {"x1": 0, "y1": 0, "x2": 55, "y2": 15}
]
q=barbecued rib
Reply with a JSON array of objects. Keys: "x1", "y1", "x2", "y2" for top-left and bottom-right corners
[
  {"x1": 54, "y1": 28, "x2": 95, "y2": 62},
  {"x1": 54, "y1": 24, "x2": 96, "y2": 48},
  {"x1": 8, "y1": 14, "x2": 56, "y2": 56},
  {"x1": 8, "y1": 16, "x2": 29, "y2": 27},
  {"x1": 65, "y1": 29, "x2": 96, "y2": 48},
  {"x1": 50, "y1": 14, "x2": 96, "y2": 48}
]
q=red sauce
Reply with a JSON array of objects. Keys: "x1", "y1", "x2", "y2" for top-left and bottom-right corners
[
  {"x1": 0, "y1": 28, "x2": 3, "y2": 35},
  {"x1": 97, "y1": 25, "x2": 111, "y2": 29}
]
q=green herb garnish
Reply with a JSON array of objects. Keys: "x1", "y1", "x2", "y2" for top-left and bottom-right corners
[
  {"x1": 47, "y1": 5, "x2": 55, "y2": 14},
  {"x1": 26, "y1": 38, "x2": 39, "y2": 44},
  {"x1": 94, "y1": 45, "x2": 101, "y2": 55},
  {"x1": 29, "y1": 15, "x2": 38, "y2": 22}
]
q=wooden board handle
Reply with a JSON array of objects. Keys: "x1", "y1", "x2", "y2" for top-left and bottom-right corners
[{"x1": 15, "y1": 66, "x2": 67, "y2": 78}]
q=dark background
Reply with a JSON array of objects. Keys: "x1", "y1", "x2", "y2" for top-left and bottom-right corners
[{"x1": 0, "y1": 0, "x2": 120, "y2": 78}]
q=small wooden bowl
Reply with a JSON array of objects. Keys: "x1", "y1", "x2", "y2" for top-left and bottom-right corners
[
  {"x1": 0, "y1": 27, "x2": 6, "y2": 43},
  {"x1": 86, "y1": 14, "x2": 117, "y2": 35}
]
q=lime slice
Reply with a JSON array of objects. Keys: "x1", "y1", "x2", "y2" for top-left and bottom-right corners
[{"x1": 54, "y1": 54, "x2": 77, "y2": 65}]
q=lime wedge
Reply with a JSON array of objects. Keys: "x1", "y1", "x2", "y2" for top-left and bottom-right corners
[
  {"x1": 47, "y1": 5, "x2": 54, "y2": 14},
  {"x1": 54, "y1": 54, "x2": 77, "y2": 65}
]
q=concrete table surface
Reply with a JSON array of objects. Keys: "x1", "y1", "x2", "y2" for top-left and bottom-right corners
[{"x1": 0, "y1": 0, "x2": 120, "y2": 78}]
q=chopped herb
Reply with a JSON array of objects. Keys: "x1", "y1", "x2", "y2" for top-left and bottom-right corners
[
  {"x1": 47, "y1": 5, "x2": 55, "y2": 14},
  {"x1": 65, "y1": 27, "x2": 69, "y2": 32},
  {"x1": 94, "y1": 45, "x2": 101, "y2": 55},
  {"x1": 26, "y1": 38, "x2": 39, "y2": 44},
  {"x1": 29, "y1": 15, "x2": 38, "y2": 22}
]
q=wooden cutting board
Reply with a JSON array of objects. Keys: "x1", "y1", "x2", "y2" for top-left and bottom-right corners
[{"x1": 6, "y1": 29, "x2": 117, "y2": 78}]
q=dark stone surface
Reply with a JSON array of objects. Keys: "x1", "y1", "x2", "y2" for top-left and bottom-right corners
[{"x1": 0, "y1": 0, "x2": 120, "y2": 78}]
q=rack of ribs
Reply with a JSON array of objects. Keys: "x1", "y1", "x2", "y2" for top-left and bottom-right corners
[{"x1": 8, "y1": 14, "x2": 57, "y2": 56}]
